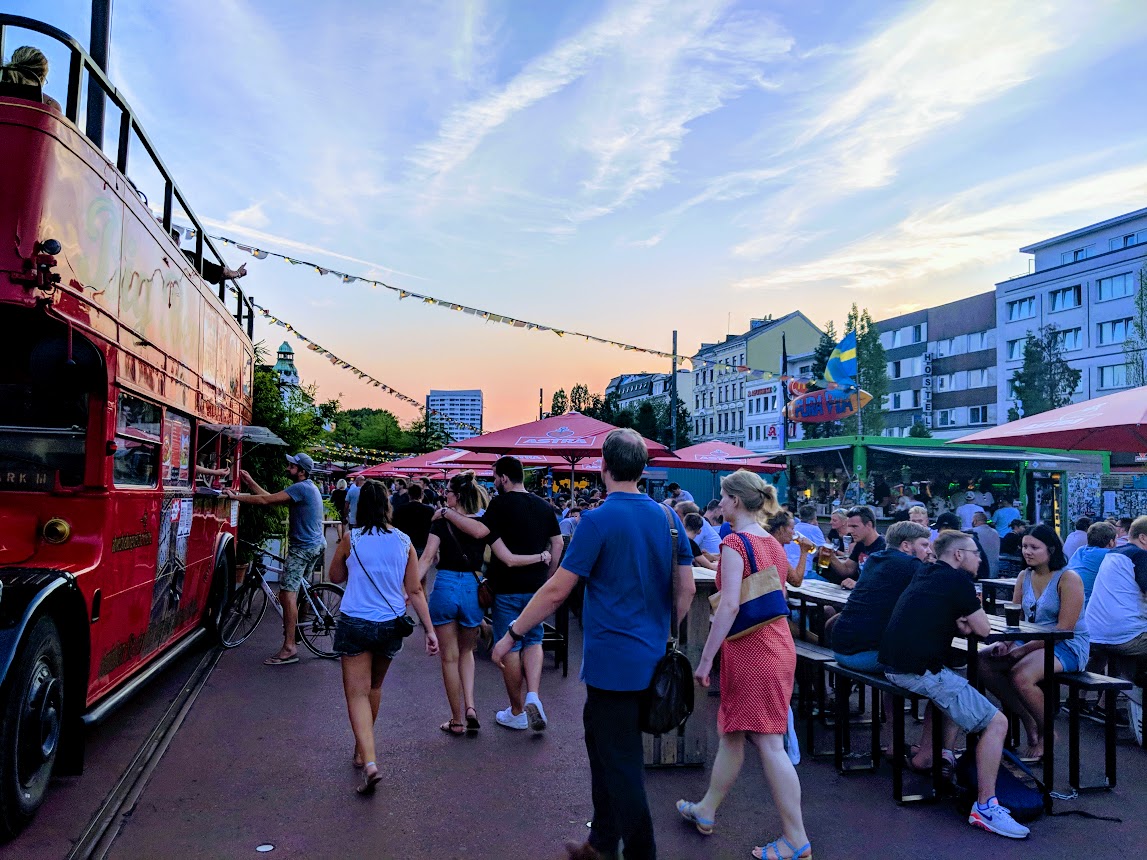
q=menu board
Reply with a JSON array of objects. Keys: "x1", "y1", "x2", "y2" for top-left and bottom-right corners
[{"x1": 164, "y1": 413, "x2": 193, "y2": 488}]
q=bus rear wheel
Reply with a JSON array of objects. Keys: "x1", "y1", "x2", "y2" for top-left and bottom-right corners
[{"x1": 0, "y1": 616, "x2": 64, "y2": 841}]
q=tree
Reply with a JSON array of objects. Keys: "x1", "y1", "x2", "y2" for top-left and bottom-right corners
[
  {"x1": 550, "y1": 388, "x2": 568, "y2": 416},
  {"x1": 1122, "y1": 265, "x2": 1147, "y2": 387},
  {"x1": 840, "y1": 305, "x2": 888, "y2": 437},
  {"x1": 329, "y1": 407, "x2": 407, "y2": 451},
  {"x1": 803, "y1": 321, "x2": 839, "y2": 439},
  {"x1": 1007, "y1": 324, "x2": 1082, "y2": 420},
  {"x1": 569, "y1": 383, "x2": 590, "y2": 414},
  {"x1": 908, "y1": 421, "x2": 932, "y2": 438},
  {"x1": 406, "y1": 409, "x2": 451, "y2": 454}
]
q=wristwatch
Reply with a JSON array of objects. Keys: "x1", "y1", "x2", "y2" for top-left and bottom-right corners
[{"x1": 507, "y1": 620, "x2": 525, "y2": 643}]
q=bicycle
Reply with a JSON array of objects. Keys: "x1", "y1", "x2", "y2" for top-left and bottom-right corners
[{"x1": 218, "y1": 541, "x2": 344, "y2": 658}]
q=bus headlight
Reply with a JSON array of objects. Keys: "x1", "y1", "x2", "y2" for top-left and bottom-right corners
[{"x1": 42, "y1": 518, "x2": 72, "y2": 544}]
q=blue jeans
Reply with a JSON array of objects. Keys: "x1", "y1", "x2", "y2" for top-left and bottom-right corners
[
  {"x1": 428, "y1": 570, "x2": 483, "y2": 628},
  {"x1": 493, "y1": 593, "x2": 544, "y2": 653},
  {"x1": 833, "y1": 650, "x2": 880, "y2": 672}
]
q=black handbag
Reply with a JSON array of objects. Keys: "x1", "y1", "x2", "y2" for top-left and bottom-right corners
[{"x1": 639, "y1": 507, "x2": 694, "y2": 736}]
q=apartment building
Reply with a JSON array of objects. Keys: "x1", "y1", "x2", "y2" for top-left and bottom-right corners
[
  {"x1": 996, "y1": 207, "x2": 1147, "y2": 413},
  {"x1": 605, "y1": 370, "x2": 693, "y2": 412},
  {"x1": 690, "y1": 334, "x2": 747, "y2": 445},
  {"x1": 745, "y1": 348, "x2": 815, "y2": 453},
  {"x1": 876, "y1": 292, "x2": 997, "y2": 439},
  {"x1": 426, "y1": 389, "x2": 483, "y2": 442}
]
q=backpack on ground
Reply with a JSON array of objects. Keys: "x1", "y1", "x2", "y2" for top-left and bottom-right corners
[{"x1": 953, "y1": 749, "x2": 1044, "y2": 823}]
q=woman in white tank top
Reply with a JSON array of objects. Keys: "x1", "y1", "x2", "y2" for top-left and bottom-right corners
[{"x1": 330, "y1": 480, "x2": 438, "y2": 794}]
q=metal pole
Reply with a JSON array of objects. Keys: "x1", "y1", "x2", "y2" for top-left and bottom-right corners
[
  {"x1": 670, "y1": 330, "x2": 678, "y2": 451},
  {"x1": 86, "y1": 0, "x2": 113, "y2": 148},
  {"x1": 539, "y1": 388, "x2": 544, "y2": 420}
]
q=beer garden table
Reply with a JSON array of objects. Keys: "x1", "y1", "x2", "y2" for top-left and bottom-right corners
[{"x1": 978, "y1": 577, "x2": 1018, "y2": 614}]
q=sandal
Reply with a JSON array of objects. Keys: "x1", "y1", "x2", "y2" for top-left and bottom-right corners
[
  {"x1": 465, "y1": 707, "x2": 481, "y2": 731},
  {"x1": 752, "y1": 837, "x2": 811, "y2": 859},
  {"x1": 352, "y1": 748, "x2": 364, "y2": 769},
  {"x1": 440, "y1": 720, "x2": 466, "y2": 736},
  {"x1": 675, "y1": 800, "x2": 715, "y2": 835},
  {"x1": 356, "y1": 764, "x2": 382, "y2": 795}
]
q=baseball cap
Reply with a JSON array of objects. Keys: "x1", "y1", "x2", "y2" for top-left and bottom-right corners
[
  {"x1": 286, "y1": 452, "x2": 315, "y2": 473},
  {"x1": 965, "y1": 491, "x2": 975, "y2": 500}
]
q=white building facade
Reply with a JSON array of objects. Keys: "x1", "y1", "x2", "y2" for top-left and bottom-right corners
[
  {"x1": 427, "y1": 389, "x2": 484, "y2": 442},
  {"x1": 690, "y1": 335, "x2": 747, "y2": 445},
  {"x1": 995, "y1": 207, "x2": 1147, "y2": 416}
]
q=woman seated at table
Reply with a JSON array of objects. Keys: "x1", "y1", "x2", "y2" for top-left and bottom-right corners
[
  {"x1": 979, "y1": 523, "x2": 1090, "y2": 762},
  {"x1": 765, "y1": 510, "x2": 813, "y2": 586}
]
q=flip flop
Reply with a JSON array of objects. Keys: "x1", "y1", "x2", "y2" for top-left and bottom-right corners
[
  {"x1": 356, "y1": 766, "x2": 382, "y2": 795},
  {"x1": 465, "y1": 707, "x2": 481, "y2": 731},
  {"x1": 676, "y1": 800, "x2": 715, "y2": 835},
  {"x1": 264, "y1": 655, "x2": 299, "y2": 665}
]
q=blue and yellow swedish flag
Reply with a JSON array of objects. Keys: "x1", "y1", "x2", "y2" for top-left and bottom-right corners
[{"x1": 824, "y1": 331, "x2": 857, "y2": 386}]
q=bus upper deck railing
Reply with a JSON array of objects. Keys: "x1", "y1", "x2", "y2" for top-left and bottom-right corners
[{"x1": 0, "y1": 13, "x2": 255, "y2": 340}]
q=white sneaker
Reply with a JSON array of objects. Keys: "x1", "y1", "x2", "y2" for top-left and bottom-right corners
[
  {"x1": 968, "y1": 798, "x2": 1030, "y2": 839},
  {"x1": 495, "y1": 707, "x2": 528, "y2": 730},
  {"x1": 524, "y1": 693, "x2": 547, "y2": 732}
]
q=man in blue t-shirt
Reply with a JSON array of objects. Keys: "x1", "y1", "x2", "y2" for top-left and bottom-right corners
[
  {"x1": 226, "y1": 452, "x2": 324, "y2": 666},
  {"x1": 492, "y1": 429, "x2": 694, "y2": 860}
]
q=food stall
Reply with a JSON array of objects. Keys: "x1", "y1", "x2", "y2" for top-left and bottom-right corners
[{"x1": 772, "y1": 436, "x2": 1108, "y2": 535}]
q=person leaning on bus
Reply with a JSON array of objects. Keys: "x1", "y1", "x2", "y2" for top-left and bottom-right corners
[{"x1": 224, "y1": 453, "x2": 325, "y2": 666}]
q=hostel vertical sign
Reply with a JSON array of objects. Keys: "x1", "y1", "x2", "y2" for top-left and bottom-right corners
[{"x1": 922, "y1": 352, "x2": 934, "y2": 428}]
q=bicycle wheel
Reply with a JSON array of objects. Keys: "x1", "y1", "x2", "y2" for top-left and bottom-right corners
[
  {"x1": 218, "y1": 578, "x2": 269, "y2": 648},
  {"x1": 297, "y1": 583, "x2": 344, "y2": 658}
]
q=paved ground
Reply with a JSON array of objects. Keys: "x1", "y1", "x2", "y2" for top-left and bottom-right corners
[{"x1": 92, "y1": 617, "x2": 1145, "y2": 860}]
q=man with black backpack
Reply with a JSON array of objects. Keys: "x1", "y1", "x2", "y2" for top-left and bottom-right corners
[
  {"x1": 491, "y1": 429, "x2": 695, "y2": 860},
  {"x1": 880, "y1": 530, "x2": 1030, "y2": 839}
]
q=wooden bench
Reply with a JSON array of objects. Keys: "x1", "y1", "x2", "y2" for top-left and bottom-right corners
[
  {"x1": 1057, "y1": 670, "x2": 1132, "y2": 792},
  {"x1": 794, "y1": 640, "x2": 835, "y2": 758},
  {"x1": 826, "y1": 662, "x2": 944, "y2": 804}
]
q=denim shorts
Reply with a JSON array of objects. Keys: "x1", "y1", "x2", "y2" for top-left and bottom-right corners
[
  {"x1": 834, "y1": 650, "x2": 880, "y2": 672},
  {"x1": 334, "y1": 615, "x2": 405, "y2": 659},
  {"x1": 1054, "y1": 641, "x2": 1082, "y2": 673},
  {"x1": 493, "y1": 593, "x2": 543, "y2": 653},
  {"x1": 429, "y1": 570, "x2": 483, "y2": 628},
  {"x1": 885, "y1": 667, "x2": 997, "y2": 735}
]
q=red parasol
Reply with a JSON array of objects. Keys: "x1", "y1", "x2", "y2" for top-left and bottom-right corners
[
  {"x1": 955, "y1": 386, "x2": 1147, "y2": 453},
  {"x1": 456, "y1": 412, "x2": 665, "y2": 486},
  {"x1": 649, "y1": 440, "x2": 786, "y2": 474}
]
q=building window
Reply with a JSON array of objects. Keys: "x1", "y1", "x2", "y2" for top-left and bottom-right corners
[
  {"x1": 1061, "y1": 246, "x2": 1094, "y2": 264},
  {"x1": 1097, "y1": 272, "x2": 1136, "y2": 301},
  {"x1": 935, "y1": 336, "x2": 965, "y2": 357},
  {"x1": 1098, "y1": 364, "x2": 1128, "y2": 390},
  {"x1": 1007, "y1": 338, "x2": 1026, "y2": 361},
  {"x1": 1048, "y1": 285, "x2": 1082, "y2": 313},
  {"x1": 1054, "y1": 327, "x2": 1083, "y2": 351},
  {"x1": 969, "y1": 405, "x2": 990, "y2": 425},
  {"x1": 912, "y1": 323, "x2": 926, "y2": 343},
  {"x1": 967, "y1": 330, "x2": 991, "y2": 351},
  {"x1": 1007, "y1": 297, "x2": 1036, "y2": 321},
  {"x1": 1097, "y1": 318, "x2": 1133, "y2": 345},
  {"x1": 968, "y1": 368, "x2": 990, "y2": 388},
  {"x1": 936, "y1": 409, "x2": 955, "y2": 428},
  {"x1": 935, "y1": 374, "x2": 948, "y2": 392},
  {"x1": 1109, "y1": 231, "x2": 1147, "y2": 250},
  {"x1": 912, "y1": 389, "x2": 922, "y2": 408}
]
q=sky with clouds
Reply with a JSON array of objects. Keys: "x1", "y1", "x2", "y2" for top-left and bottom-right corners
[{"x1": 11, "y1": 0, "x2": 1147, "y2": 430}]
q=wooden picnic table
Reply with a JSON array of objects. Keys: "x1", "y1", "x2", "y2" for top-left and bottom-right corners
[
  {"x1": 789, "y1": 577, "x2": 1073, "y2": 808},
  {"x1": 978, "y1": 577, "x2": 1018, "y2": 614}
]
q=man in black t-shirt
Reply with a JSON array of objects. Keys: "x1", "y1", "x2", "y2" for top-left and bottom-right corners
[
  {"x1": 391, "y1": 483, "x2": 435, "y2": 555},
  {"x1": 826, "y1": 506, "x2": 885, "y2": 589},
  {"x1": 442, "y1": 456, "x2": 563, "y2": 733},
  {"x1": 880, "y1": 531, "x2": 1030, "y2": 839},
  {"x1": 830, "y1": 521, "x2": 931, "y2": 669}
]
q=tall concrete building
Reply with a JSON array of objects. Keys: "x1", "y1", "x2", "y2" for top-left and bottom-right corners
[
  {"x1": 995, "y1": 207, "x2": 1147, "y2": 415},
  {"x1": 876, "y1": 292, "x2": 998, "y2": 439},
  {"x1": 427, "y1": 389, "x2": 483, "y2": 442}
]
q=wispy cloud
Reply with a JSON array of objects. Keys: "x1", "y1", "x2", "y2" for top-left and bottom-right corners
[{"x1": 733, "y1": 157, "x2": 1147, "y2": 292}]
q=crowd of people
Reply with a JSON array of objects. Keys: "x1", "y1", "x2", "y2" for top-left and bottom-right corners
[{"x1": 229, "y1": 445, "x2": 1146, "y2": 856}]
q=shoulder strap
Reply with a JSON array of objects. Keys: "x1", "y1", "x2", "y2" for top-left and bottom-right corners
[
  {"x1": 349, "y1": 531, "x2": 404, "y2": 618},
  {"x1": 661, "y1": 505, "x2": 680, "y2": 643},
  {"x1": 732, "y1": 531, "x2": 759, "y2": 574},
  {"x1": 442, "y1": 521, "x2": 477, "y2": 571}
]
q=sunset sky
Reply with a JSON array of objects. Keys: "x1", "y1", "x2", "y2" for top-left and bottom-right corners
[{"x1": 14, "y1": 0, "x2": 1147, "y2": 430}]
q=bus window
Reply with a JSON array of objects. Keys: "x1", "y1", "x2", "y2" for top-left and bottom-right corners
[
  {"x1": 0, "y1": 311, "x2": 102, "y2": 489},
  {"x1": 114, "y1": 392, "x2": 162, "y2": 488}
]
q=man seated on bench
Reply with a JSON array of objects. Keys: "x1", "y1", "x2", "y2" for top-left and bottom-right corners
[
  {"x1": 879, "y1": 530, "x2": 1030, "y2": 840},
  {"x1": 1085, "y1": 514, "x2": 1147, "y2": 672},
  {"x1": 829, "y1": 521, "x2": 932, "y2": 671}
]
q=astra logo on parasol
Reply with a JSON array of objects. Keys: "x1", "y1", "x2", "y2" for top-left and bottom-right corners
[{"x1": 517, "y1": 427, "x2": 599, "y2": 445}]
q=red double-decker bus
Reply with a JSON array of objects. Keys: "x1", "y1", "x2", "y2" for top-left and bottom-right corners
[{"x1": 0, "y1": 15, "x2": 260, "y2": 837}]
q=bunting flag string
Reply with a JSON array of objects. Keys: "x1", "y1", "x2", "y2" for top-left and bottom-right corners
[
  {"x1": 308, "y1": 441, "x2": 408, "y2": 460},
  {"x1": 223, "y1": 284, "x2": 484, "y2": 434},
  {"x1": 209, "y1": 231, "x2": 789, "y2": 377}
]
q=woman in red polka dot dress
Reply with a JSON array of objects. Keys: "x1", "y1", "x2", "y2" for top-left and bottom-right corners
[{"x1": 675, "y1": 470, "x2": 811, "y2": 860}]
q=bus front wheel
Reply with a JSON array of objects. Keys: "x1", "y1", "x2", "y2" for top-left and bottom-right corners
[{"x1": 0, "y1": 616, "x2": 64, "y2": 841}]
